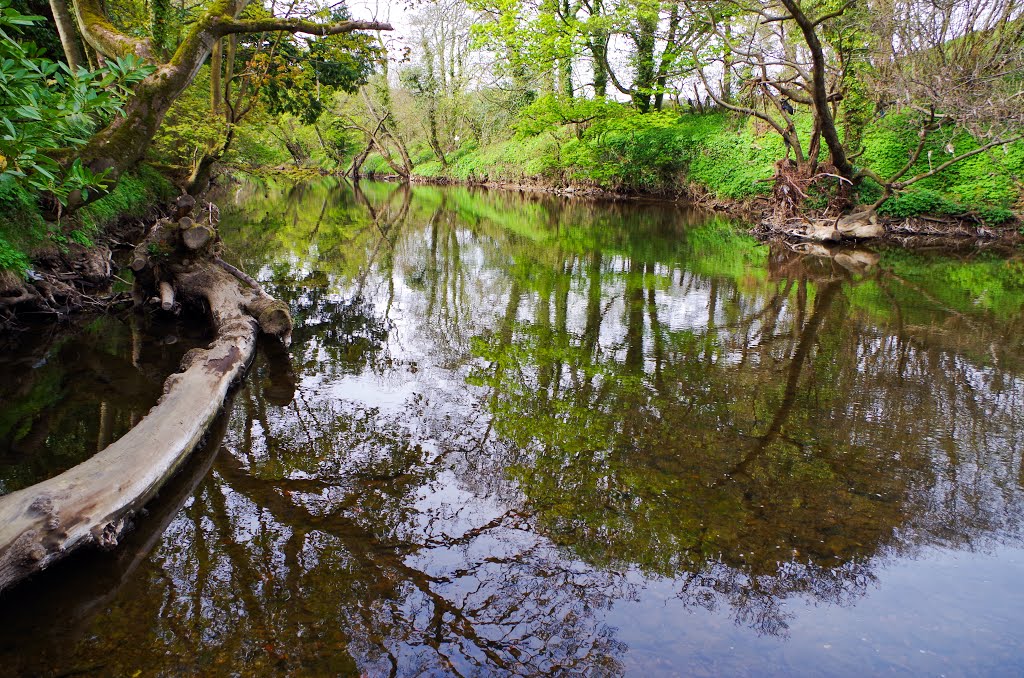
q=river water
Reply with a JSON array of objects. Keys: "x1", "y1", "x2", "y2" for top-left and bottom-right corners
[{"x1": 2, "y1": 179, "x2": 1024, "y2": 676}]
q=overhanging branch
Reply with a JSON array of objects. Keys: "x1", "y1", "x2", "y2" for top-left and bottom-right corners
[
  {"x1": 73, "y1": 0, "x2": 154, "y2": 60},
  {"x1": 215, "y1": 18, "x2": 394, "y2": 37}
]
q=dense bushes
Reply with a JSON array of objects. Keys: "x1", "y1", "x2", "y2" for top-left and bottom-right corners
[{"x1": 388, "y1": 100, "x2": 1023, "y2": 222}]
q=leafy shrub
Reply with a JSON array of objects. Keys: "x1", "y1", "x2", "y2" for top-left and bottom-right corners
[
  {"x1": 0, "y1": 0, "x2": 153, "y2": 203},
  {"x1": 877, "y1": 188, "x2": 960, "y2": 218}
]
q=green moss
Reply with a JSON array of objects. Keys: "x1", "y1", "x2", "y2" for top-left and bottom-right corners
[
  {"x1": 79, "y1": 165, "x2": 175, "y2": 233},
  {"x1": 0, "y1": 180, "x2": 47, "y2": 274}
]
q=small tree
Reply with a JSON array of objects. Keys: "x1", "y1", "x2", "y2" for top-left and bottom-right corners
[
  {"x1": 65, "y1": 0, "x2": 390, "y2": 208},
  {"x1": 690, "y1": 0, "x2": 859, "y2": 184}
]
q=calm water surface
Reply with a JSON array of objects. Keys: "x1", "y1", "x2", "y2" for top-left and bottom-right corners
[
  {"x1": 2, "y1": 179, "x2": 1024, "y2": 676},
  {"x1": 0, "y1": 313, "x2": 209, "y2": 494}
]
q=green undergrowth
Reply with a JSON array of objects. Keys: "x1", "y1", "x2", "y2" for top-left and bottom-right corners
[
  {"x1": 0, "y1": 165, "x2": 174, "y2": 275},
  {"x1": 371, "y1": 102, "x2": 1022, "y2": 223},
  {"x1": 859, "y1": 112, "x2": 1024, "y2": 223},
  {"x1": 393, "y1": 111, "x2": 786, "y2": 200}
]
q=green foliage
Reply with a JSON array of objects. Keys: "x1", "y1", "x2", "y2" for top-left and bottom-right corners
[
  {"x1": 0, "y1": 230, "x2": 28, "y2": 272},
  {"x1": 0, "y1": 165, "x2": 172, "y2": 272},
  {"x1": 149, "y1": 68, "x2": 223, "y2": 170},
  {"x1": 234, "y1": 122, "x2": 293, "y2": 169},
  {"x1": 0, "y1": 1, "x2": 153, "y2": 203},
  {"x1": 7, "y1": 0, "x2": 59, "y2": 60},
  {"x1": 862, "y1": 112, "x2": 1024, "y2": 220},
  {"x1": 515, "y1": 94, "x2": 626, "y2": 136},
  {"x1": 404, "y1": 100, "x2": 1021, "y2": 220},
  {"x1": 0, "y1": 177, "x2": 43, "y2": 272},
  {"x1": 876, "y1": 188, "x2": 961, "y2": 218},
  {"x1": 584, "y1": 112, "x2": 781, "y2": 198},
  {"x1": 412, "y1": 108, "x2": 782, "y2": 199},
  {"x1": 256, "y1": 6, "x2": 382, "y2": 125}
]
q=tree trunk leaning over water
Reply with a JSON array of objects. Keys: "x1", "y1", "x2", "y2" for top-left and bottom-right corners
[
  {"x1": 67, "y1": 0, "x2": 391, "y2": 209},
  {"x1": 0, "y1": 200, "x2": 291, "y2": 592}
]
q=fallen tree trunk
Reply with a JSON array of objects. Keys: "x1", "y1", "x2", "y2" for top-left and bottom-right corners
[{"x1": 0, "y1": 202, "x2": 291, "y2": 592}]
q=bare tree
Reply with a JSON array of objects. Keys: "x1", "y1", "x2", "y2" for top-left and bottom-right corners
[{"x1": 689, "y1": 0, "x2": 857, "y2": 184}]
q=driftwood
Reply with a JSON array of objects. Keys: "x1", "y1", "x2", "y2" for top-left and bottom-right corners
[
  {"x1": 780, "y1": 209, "x2": 885, "y2": 242},
  {"x1": 0, "y1": 412, "x2": 227, "y2": 673},
  {"x1": 158, "y1": 281, "x2": 175, "y2": 311},
  {"x1": 0, "y1": 200, "x2": 291, "y2": 592}
]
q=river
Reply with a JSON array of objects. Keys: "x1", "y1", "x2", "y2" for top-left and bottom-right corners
[{"x1": 2, "y1": 179, "x2": 1024, "y2": 676}]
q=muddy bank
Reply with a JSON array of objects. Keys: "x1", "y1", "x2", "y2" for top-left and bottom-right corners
[{"x1": 0, "y1": 213, "x2": 156, "y2": 332}]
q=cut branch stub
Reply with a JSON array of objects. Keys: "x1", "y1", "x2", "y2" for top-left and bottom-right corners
[
  {"x1": 182, "y1": 224, "x2": 215, "y2": 251},
  {"x1": 159, "y1": 281, "x2": 175, "y2": 311},
  {"x1": 130, "y1": 250, "x2": 148, "y2": 272},
  {"x1": 247, "y1": 297, "x2": 292, "y2": 337}
]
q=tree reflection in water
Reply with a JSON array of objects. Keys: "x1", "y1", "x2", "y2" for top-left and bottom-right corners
[{"x1": 3, "y1": 179, "x2": 1024, "y2": 676}]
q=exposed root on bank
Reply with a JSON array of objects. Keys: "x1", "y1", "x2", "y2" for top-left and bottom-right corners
[
  {"x1": 0, "y1": 216, "x2": 154, "y2": 327},
  {"x1": 0, "y1": 199, "x2": 291, "y2": 592}
]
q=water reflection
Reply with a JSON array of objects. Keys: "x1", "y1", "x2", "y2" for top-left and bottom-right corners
[
  {"x1": 3, "y1": 179, "x2": 1024, "y2": 676},
  {"x1": 0, "y1": 313, "x2": 210, "y2": 494}
]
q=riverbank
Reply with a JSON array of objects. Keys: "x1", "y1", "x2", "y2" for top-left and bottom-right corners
[
  {"x1": 3, "y1": 141, "x2": 1021, "y2": 332},
  {"x1": 356, "y1": 170, "x2": 1024, "y2": 247},
  {"x1": 0, "y1": 167, "x2": 176, "y2": 328},
  {"x1": 360, "y1": 109, "x2": 1024, "y2": 242}
]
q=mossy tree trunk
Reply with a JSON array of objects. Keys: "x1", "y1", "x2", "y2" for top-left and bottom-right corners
[{"x1": 68, "y1": 0, "x2": 391, "y2": 207}]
